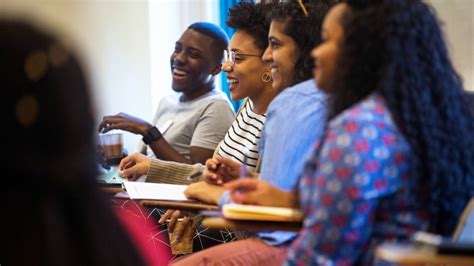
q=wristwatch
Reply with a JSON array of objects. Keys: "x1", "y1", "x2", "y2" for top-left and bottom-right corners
[{"x1": 142, "y1": 126, "x2": 162, "y2": 145}]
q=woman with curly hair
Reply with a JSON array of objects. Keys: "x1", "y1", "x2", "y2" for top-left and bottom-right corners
[{"x1": 219, "y1": 0, "x2": 474, "y2": 265}]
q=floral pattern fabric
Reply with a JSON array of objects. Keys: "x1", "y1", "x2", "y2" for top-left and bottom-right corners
[{"x1": 286, "y1": 94, "x2": 429, "y2": 265}]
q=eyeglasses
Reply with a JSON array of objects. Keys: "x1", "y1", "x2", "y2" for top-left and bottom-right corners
[{"x1": 223, "y1": 50, "x2": 262, "y2": 66}]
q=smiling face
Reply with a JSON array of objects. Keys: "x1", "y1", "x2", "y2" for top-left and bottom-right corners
[
  {"x1": 311, "y1": 3, "x2": 346, "y2": 92},
  {"x1": 262, "y1": 19, "x2": 300, "y2": 92},
  {"x1": 222, "y1": 30, "x2": 269, "y2": 101},
  {"x1": 170, "y1": 29, "x2": 220, "y2": 97}
]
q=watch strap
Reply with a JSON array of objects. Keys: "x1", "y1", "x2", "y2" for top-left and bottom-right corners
[{"x1": 142, "y1": 126, "x2": 162, "y2": 145}]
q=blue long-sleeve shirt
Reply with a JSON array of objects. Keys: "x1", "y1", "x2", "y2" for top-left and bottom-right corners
[{"x1": 257, "y1": 80, "x2": 326, "y2": 245}]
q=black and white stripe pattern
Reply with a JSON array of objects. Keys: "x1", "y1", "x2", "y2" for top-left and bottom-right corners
[{"x1": 217, "y1": 100, "x2": 266, "y2": 171}]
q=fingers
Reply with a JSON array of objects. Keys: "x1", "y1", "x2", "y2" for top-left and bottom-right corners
[
  {"x1": 230, "y1": 192, "x2": 250, "y2": 204},
  {"x1": 216, "y1": 156, "x2": 242, "y2": 170},
  {"x1": 158, "y1": 209, "x2": 173, "y2": 224},
  {"x1": 184, "y1": 182, "x2": 202, "y2": 199},
  {"x1": 98, "y1": 119, "x2": 107, "y2": 133},
  {"x1": 202, "y1": 168, "x2": 220, "y2": 185},
  {"x1": 223, "y1": 178, "x2": 259, "y2": 192},
  {"x1": 122, "y1": 159, "x2": 135, "y2": 172},
  {"x1": 204, "y1": 158, "x2": 223, "y2": 184},
  {"x1": 205, "y1": 157, "x2": 220, "y2": 170},
  {"x1": 168, "y1": 210, "x2": 182, "y2": 233},
  {"x1": 100, "y1": 122, "x2": 122, "y2": 133},
  {"x1": 158, "y1": 209, "x2": 178, "y2": 225},
  {"x1": 98, "y1": 115, "x2": 122, "y2": 133},
  {"x1": 183, "y1": 184, "x2": 194, "y2": 199},
  {"x1": 121, "y1": 166, "x2": 139, "y2": 180},
  {"x1": 220, "y1": 165, "x2": 237, "y2": 183},
  {"x1": 204, "y1": 156, "x2": 242, "y2": 185},
  {"x1": 118, "y1": 153, "x2": 149, "y2": 179},
  {"x1": 118, "y1": 155, "x2": 134, "y2": 170},
  {"x1": 174, "y1": 216, "x2": 192, "y2": 241}
]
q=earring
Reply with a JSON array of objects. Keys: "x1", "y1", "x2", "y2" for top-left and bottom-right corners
[{"x1": 261, "y1": 72, "x2": 272, "y2": 83}]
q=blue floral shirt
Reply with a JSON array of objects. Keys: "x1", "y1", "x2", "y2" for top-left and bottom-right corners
[{"x1": 286, "y1": 94, "x2": 429, "y2": 265}]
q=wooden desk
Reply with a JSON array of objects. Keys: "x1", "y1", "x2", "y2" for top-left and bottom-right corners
[
  {"x1": 375, "y1": 243, "x2": 474, "y2": 265},
  {"x1": 139, "y1": 199, "x2": 218, "y2": 211},
  {"x1": 202, "y1": 217, "x2": 302, "y2": 232},
  {"x1": 101, "y1": 186, "x2": 124, "y2": 194}
]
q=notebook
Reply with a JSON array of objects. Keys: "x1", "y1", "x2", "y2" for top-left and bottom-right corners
[
  {"x1": 413, "y1": 231, "x2": 474, "y2": 256},
  {"x1": 222, "y1": 203, "x2": 303, "y2": 222},
  {"x1": 122, "y1": 181, "x2": 191, "y2": 201}
]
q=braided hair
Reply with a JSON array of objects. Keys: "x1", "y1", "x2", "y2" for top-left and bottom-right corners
[{"x1": 329, "y1": 0, "x2": 474, "y2": 235}]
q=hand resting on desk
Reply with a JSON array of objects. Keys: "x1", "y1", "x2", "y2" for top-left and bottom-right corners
[
  {"x1": 184, "y1": 181, "x2": 227, "y2": 205},
  {"x1": 224, "y1": 179, "x2": 298, "y2": 208},
  {"x1": 118, "y1": 152, "x2": 151, "y2": 180}
]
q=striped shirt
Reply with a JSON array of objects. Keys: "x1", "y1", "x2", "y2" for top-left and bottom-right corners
[{"x1": 217, "y1": 100, "x2": 265, "y2": 171}]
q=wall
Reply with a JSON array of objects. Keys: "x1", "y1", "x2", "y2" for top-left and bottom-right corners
[
  {"x1": 428, "y1": 0, "x2": 473, "y2": 92},
  {"x1": 2, "y1": 0, "x2": 153, "y2": 152},
  {"x1": 148, "y1": 0, "x2": 220, "y2": 112}
]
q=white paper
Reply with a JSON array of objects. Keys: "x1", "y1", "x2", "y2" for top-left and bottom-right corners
[
  {"x1": 122, "y1": 181, "x2": 189, "y2": 201},
  {"x1": 114, "y1": 191, "x2": 130, "y2": 198}
]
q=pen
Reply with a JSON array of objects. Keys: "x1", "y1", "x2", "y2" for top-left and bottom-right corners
[
  {"x1": 237, "y1": 147, "x2": 249, "y2": 194},
  {"x1": 186, "y1": 171, "x2": 202, "y2": 181},
  {"x1": 240, "y1": 147, "x2": 249, "y2": 177},
  {"x1": 186, "y1": 163, "x2": 222, "y2": 181},
  {"x1": 240, "y1": 153, "x2": 248, "y2": 178},
  {"x1": 165, "y1": 218, "x2": 184, "y2": 222}
]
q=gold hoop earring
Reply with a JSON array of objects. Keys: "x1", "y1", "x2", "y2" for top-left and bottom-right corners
[{"x1": 261, "y1": 72, "x2": 272, "y2": 83}]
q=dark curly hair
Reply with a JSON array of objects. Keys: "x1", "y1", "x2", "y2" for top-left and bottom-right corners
[
  {"x1": 330, "y1": 0, "x2": 474, "y2": 235},
  {"x1": 188, "y1": 22, "x2": 229, "y2": 63},
  {"x1": 268, "y1": 0, "x2": 339, "y2": 85},
  {"x1": 226, "y1": 1, "x2": 274, "y2": 51}
]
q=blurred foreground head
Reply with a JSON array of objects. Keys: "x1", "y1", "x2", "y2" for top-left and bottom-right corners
[
  {"x1": 1, "y1": 19, "x2": 149, "y2": 266},
  {"x1": 2, "y1": 19, "x2": 97, "y2": 182}
]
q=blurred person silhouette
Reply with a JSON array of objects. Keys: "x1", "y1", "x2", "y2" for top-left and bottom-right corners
[{"x1": 1, "y1": 19, "x2": 170, "y2": 266}]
